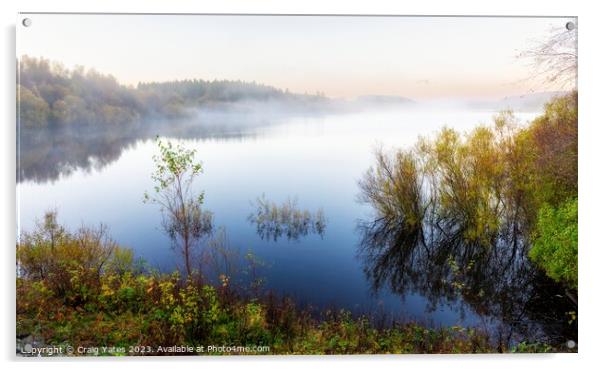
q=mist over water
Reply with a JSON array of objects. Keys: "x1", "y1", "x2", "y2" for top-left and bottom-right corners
[{"x1": 18, "y1": 103, "x2": 573, "y2": 345}]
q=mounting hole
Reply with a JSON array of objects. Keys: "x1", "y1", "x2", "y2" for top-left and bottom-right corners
[
  {"x1": 565, "y1": 21, "x2": 575, "y2": 31},
  {"x1": 22, "y1": 18, "x2": 32, "y2": 27}
]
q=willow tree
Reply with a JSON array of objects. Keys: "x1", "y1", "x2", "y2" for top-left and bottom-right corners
[{"x1": 144, "y1": 138, "x2": 213, "y2": 277}]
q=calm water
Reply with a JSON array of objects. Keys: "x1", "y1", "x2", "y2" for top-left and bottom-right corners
[{"x1": 20, "y1": 108, "x2": 575, "y2": 344}]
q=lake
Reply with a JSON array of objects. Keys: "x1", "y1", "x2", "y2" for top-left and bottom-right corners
[{"x1": 17, "y1": 107, "x2": 574, "y2": 345}]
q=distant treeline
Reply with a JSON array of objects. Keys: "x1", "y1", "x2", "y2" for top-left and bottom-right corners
[{"x1": 17, "y1": 56, "x2": 328, "y2": 128}]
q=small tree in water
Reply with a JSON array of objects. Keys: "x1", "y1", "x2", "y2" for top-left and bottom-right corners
[{"x1": 144, "y1": 138, "x2": 213, "y2": 278}]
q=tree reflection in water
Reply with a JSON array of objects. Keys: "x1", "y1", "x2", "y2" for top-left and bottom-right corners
[
  {"x1": 17, "y1": 117, "x2": 265, "y2": 184},
  {"x1": 357, "y1": 146, "x2": 577, "y2": 347},
  {"x1": 248, "y1": 195, "x2": 326, "y2": 242}
]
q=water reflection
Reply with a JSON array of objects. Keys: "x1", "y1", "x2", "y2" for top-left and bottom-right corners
[
  {"x1": 357, "y1": 150, "x2": 577, "y2": 346},
  {"x1": 248, "y1": 195, "x2": 326, "y2": 242},
  {"x1": 17, "y1": 115, "x2": 277, "y2": 184},
  {"x1": 18, "y1": 126, "x2": 137, "y2": 183}
]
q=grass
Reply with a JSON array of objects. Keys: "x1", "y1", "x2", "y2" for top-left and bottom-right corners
[{"x1": 17, "y1": 269, "x2": 560, "y2": 356}]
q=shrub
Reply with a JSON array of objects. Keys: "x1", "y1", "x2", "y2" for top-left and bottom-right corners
[{"x1": 529, "y1": 198, "x2": 578, "y2": 290}]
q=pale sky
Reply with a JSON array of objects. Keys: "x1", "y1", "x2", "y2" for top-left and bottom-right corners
[{"x1": 17, "y1": 14, "x2": 576, "y2": 99}]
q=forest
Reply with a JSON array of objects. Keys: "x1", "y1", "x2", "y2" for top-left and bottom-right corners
[{"x1": 18, "y1": 55, "x2": 329, "y2": 128}]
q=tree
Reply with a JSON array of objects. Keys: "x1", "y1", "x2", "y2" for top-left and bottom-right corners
[
  {"x1": 358, "y1": 92, "x2": 578, "y2": 293},
  {"x1": 519, "y1": 24, "x2": 577, "y2": 90},
  {"x1": 18, "y1": 85, "x2": 50, "y2": 128},
  {"x1": 144, "y1": 138, "x2": 213, "y2": 277},
  {"x1": 18, "y1": 55, "x2": 321, "y2": 127},
  {"x1": 529, "y1": 198, "x2": 578, "y2": 290},
  {"x1": 525, "y1": 91, "x2": 578, "y2": 207}
]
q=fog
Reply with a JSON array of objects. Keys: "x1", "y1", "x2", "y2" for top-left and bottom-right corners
[
  {"x1": 17, "y1": 56, "x2": 562, "y2": 183},
  {"x1": 18, "y1": 96, "x2": 549, "y2": 184}
]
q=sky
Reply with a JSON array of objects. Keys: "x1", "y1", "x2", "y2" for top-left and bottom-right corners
[{"x1": 17, "y1": 14, "x2": 576, "y2": 100}]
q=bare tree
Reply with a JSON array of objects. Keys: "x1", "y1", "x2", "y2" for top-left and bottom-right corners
[
  {"x1": 144, "y1": 138, "x2": 213, "y2": 278},
  {"x1": 519, "y1": 23, "x2": 577, "y2": 90}
]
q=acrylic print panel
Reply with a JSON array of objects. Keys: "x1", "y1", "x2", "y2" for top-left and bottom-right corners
[{"x1": 16, "y1": 14, "x2": 577, "y2": 356}]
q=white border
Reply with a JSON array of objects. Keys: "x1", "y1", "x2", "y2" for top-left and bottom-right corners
[{"x1": 2, "y1": 1, "x2": 600, "y2": 369}]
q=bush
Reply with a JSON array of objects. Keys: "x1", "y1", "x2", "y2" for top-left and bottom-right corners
[
  {"x1": 17, "y1": 211, "x2": 130, "y2": 304},
  {"x1": 17, "y1": 212, "x2": 525, "y2": 355},
  {"x1": 529, "y1": 198, "x2": 578, "y2": 290}
]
